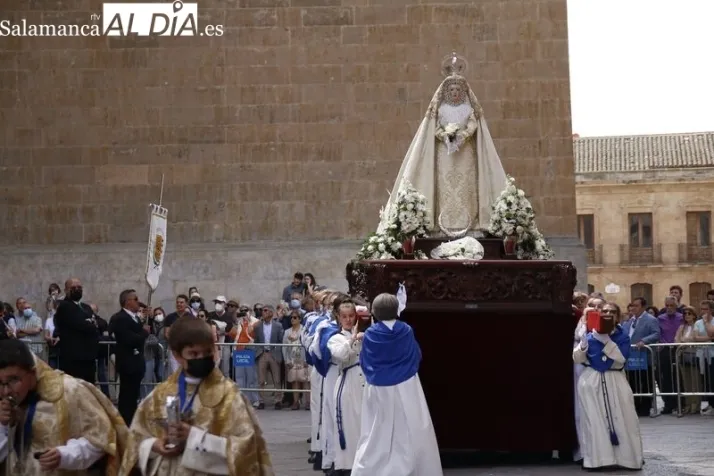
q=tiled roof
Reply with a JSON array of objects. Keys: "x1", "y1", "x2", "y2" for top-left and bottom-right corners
[{"x1": 574, "y1": 132, "x2": 714, "y2": 173}]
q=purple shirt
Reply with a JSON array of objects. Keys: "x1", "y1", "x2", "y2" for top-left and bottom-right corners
[{"x1": 657, "y1": 312, "x2": 683, "y2": 343}]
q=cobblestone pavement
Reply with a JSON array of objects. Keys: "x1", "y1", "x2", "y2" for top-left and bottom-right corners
[{"x1": 254, "y1": 409, "x2": 714, "y2": 476}]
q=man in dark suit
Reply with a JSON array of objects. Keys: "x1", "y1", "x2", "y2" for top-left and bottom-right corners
[
  {"x1": 253, "y1": 305, "x2": 285, "y2": 409},
  {"x1": 53, "y1": 278, "x2": 99, "y2": 384},
  {"x1": 110, "y1": 289, "x2": 150, "y2": 425}
]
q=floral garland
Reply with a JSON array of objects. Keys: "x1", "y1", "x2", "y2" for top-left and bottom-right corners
[
  {"x1": 487, "y1": 176, "x2": 554, "y2": 260},
  {"x1": 356, "y1": 180, "x2": 430, "y2": 260}
]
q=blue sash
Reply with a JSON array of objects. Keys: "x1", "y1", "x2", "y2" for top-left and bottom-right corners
[
  {"x1": 311, "y1": 322, "x2": 340, "y2": 378},
  {"x1": 585, "y1": 326, "x2": 630, "y2": 373},
  {"x1": 303, "y1": 314, "x2": 328, "y2": 367},
  {"x1": 335, "y1": 363, "x2": 359, "y2": 450},
  {"x1": 14, "y1": 392, "x2": 39, "y2": 456},
  {"x1": 360, "y1": 320, "x2": 421, "y2": 386}
]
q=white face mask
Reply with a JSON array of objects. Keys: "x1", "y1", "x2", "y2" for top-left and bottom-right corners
[
  {"x1": 154, "y1": 313, "x2": 164, "y2": 323},
  {"x1": 215, "y1": 303, "x2": 225, "y2": 313},
  {"x1": 191, "y1": 302, "x2": 201, "y2": 311}
]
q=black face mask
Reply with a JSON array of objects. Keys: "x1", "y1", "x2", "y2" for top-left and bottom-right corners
[
  {"x1": 254, "y1": 309, "x2": 262, "y2": 318},
  {"x1": 68, "y1": 287, "x2": 83, "y2": 301},
  {"x1": 186, "y1": 356, "x2": 214, "y2": 379}
]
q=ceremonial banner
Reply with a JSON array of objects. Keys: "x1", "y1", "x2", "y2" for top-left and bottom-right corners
[{"x1": 145, "y1": 204, "x2": 168, "y2": 291}]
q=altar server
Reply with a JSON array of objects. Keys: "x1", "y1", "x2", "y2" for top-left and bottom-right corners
[
  {"x1": 309, "y1": 293, "x2": 349, "y2": 474},
  {"x1": 120, "y1": 316, "x2": 273, "y2": 475},
  {"x1": 301, "y1": 290, "x2": 333, "y2": 467},
  {"x1": 0, "y1": 338, "x2": 130, "y2": 475},
  {"x1": 574, "y1": 302, "x2": 643, "y2": 470},
  {"x1": 352, "y1": 293, "x2": 442, "y2": 476},
  {"x1": 327, "y1": 300, "x2": 365, "y2": 475}
]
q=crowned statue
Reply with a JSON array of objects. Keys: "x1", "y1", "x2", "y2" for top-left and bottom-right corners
[{"x1": 378, "y1": 53, "x2": 508, "y2": 237}]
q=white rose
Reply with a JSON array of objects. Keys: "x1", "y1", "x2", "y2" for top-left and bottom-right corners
[
  {"x1": 378, "y1": 243, "x2": 386, "y2": 252},
  {"x1": 367, "y1": 245, "x2": 374, "y2": 252},
  {"x1": 516, "y1": 226, "x2": 524, "y2": 234},
  {"x1": 517, "y1": 189, "x2": 525, "y2": 197}
]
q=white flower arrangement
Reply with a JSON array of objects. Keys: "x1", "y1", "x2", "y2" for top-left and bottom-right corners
[
  {"x1": 430, "y1": 236, "x2": 484, "y2": 260},
  {"x1": 358, "y1": 180, "x2": 431, "y2": 260},
  {"x1": 444, "y1": 123, "x2": 460, "y2": 136},
  {"x1": 356, "y1": 232, "x2": 402, "y2": 260},
  {"x1": 392, "y1": 180, "x2": 430, "y2": 240},
  {"x1": 487, "y1": 176, "x2": 554, "y2": 260}
]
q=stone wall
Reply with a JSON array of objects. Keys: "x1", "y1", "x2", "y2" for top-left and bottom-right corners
[{"x1": 0, "y1": 0, "x2": 583, "y2": 310}]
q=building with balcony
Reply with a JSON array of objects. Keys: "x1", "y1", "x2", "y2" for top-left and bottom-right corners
[{"x1": 575, "y1": 131, "x2": 714, "y2": 308}]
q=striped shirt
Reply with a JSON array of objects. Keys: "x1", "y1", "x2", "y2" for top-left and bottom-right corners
[{"x1": 15, "y1": 312, "x2": 44, "y2": 355}]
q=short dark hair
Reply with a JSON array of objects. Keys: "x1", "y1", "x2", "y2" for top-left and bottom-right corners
[
  {"x1": 0, "y1": 340, "x2": 35, "y2": 372},
  {"x1": 669, "y1": 285, "x2": 683, "y2": 294},
  {"x1": 168, "y1": 316, "x2": 214, "y2": 353},
  {"x1": 294, "y1": 272, "x2": 304, "y2": 280},
  {"x1": 633, "y1": 297, "x2": 647, "y2": 307},
  {"x1": 48, "y1": 283, "x2": 60, "y2": 294},
  {"x1": 119, "y1": 289, "x2": 136, "y2": 308},
  {"x1": 176, "y1": 294, "x2": 189, "y2": 302}
]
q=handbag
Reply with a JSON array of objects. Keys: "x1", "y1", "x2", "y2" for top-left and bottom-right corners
[{"x1": 288, "y1": 363, "x2": 309, "y2": 383}]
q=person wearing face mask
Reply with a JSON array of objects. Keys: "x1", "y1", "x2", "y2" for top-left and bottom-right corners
[
  {"x1": 208, "y1": 296, "x2": 232, "y2": 377},
  {"x1": 13, "y1": 297, "x2": 44, "y2": 357},
  {"x1": 574, "y1": 303, "x2": 643, "y2": 470},
  {"x1": 53, "y1": 277, "x2": 100, "y2": 385},
  {"x1": 0, "y1": 339, "x2": 130, "y2": 474},
  {"x1": 152, "y1": 307, "x2": 167, "y2": 383},
  {"x1": 120, "y1": 317, "x2": 274, "y2": 475},
  {"x1": 188, "y1": 295, "x2": 204, "y2": 317}
]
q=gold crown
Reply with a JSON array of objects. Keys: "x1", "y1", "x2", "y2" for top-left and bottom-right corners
[{"x1": 441, "y1": 52, "x2": 468, "y2": 77}]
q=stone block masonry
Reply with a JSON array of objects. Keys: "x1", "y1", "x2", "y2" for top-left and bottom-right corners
[{"x1": 0, "y1": 0, "x2": 586, "y2": 305}]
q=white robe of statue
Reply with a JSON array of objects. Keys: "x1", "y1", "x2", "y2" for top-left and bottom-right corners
[
  {"x1": 377, "y1": 70, "x2": 507, "y2": 234},
  {"x1": 351, "y1": 320, "x2": 442, "y2": 476}
]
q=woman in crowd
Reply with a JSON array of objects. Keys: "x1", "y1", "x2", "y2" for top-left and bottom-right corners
[
  {"x1": 574, "y1": 302, "x2": 643, "y2": 470},
  {"x1": 646, "y1": 305, "x2": 660, "y2": 318},
  {"x1": 45, "y1": 282, "x2": 62, "y2": 320},
  {"x1": 197, "y1": 308, "x2": 220, "y2": 363},
  {"x1": 305, "y1": 273, "x2": 318, "y2": 295},
  {"x1": 675, "y1": 305, "x2": 701, "y2": 414},
  {"x1": 328, "y1": 299, "x2": 365, "y2": 476},
  {"x1": 189, "y1": 293, "x2": 205, "y2": 317},
  {"x1": 283, "y1": 309, "x2": 310, "y2": 410}
]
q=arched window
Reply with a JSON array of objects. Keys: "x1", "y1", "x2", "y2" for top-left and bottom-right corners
[
  {"x1": 630, "y1": 283, "x2": 653, "y2": 307},
  {"x1": 587, "y1": 284, "x2": 595, "y2": 295},
  {"x1": 689, "y1": 282, "x2": 712, "y2": 307}
]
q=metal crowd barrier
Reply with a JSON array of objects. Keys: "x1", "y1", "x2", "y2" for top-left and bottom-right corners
[
  {"x1": 32, "y1": 338, "x2": 714, "y2": 413},
  {"x1": 623, "y1": 342, "x2": 714, "y2": 417},
  {"x1": 34, "y1": 339, "x2": 311, "y2": 399}
]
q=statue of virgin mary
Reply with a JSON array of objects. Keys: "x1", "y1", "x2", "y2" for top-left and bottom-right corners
[{"x1": 377, "y1": 53, "x2": 507, "y2": 236}]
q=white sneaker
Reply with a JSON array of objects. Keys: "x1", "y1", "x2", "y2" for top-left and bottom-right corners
[{"x1": 701, "y1": 406, "x2": 714, "y2": 416}]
